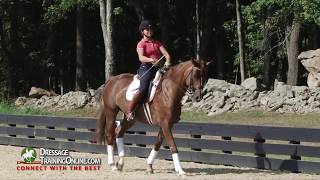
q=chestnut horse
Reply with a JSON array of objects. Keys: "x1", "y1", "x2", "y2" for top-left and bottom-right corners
[{"x1": 96, "y1": 59, "x2": 210, "y2": 175}]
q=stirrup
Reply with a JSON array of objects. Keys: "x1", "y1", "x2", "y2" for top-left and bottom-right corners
[{"x1": 126, "y1": 112, "x2": 135, "y2": 121}]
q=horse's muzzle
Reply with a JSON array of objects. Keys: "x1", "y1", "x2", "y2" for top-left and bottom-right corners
[{"x1": 192, "y1": 89, "x2": 202, "y2": 102}]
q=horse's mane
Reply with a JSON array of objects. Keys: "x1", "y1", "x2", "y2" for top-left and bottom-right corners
[
  {"x1": 163, "y1": 60, "x2": 193, "y2": 80},
  {"x1": 157, "y1": 60, "x2": 194, "y2": 104}
]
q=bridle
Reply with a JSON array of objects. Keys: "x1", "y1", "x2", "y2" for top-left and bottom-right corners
[{"x1": 185, "y1": 66, "x2": 203, "y2": 97}]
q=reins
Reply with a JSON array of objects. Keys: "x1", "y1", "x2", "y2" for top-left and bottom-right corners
[{"x1": 138, "y1": 55, "x2": 165, "y2": 80}]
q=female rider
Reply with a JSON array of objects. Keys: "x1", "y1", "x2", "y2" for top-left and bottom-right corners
[{"x1": 127, "y1": 20, "x2": 171, "y2": 120}]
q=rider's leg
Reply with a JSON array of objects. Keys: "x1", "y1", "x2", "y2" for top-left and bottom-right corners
[
  {"x1": 126, "y1": 90, "x2": 142, "y2": 120},
  {"x1": 126, "y1": 64, "x2": 155, "y2": 120}
]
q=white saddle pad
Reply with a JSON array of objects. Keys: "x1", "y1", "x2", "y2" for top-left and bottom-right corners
[{"x1": 126, "y1": 71, "x2": 161, "y2": 102}]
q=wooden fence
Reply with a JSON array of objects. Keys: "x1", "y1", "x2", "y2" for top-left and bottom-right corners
[{"x1": 0, "y1": 114, "x2": 319, "y2": 173}]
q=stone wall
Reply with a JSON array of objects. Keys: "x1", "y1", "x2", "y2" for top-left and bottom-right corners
[
  {"x1": 15, "y1": 91, "x2": 98, "y2": 111},
  {"x1": 15, "y1": 78, "x2": 320, "y2": 115},
  {"x1": 182, "y1": 79, "x2": 320, "y2": 116}
]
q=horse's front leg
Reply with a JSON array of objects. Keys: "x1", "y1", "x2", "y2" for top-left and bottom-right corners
[
  {"x1": 114, "y1": 119, "x2": 135, "y2": 171},
  {"x1": 146, "y1": 129, "x2": 164, "y2": 174},
  {"x1": 161, "y1": 123, "x2": 186, "y2": 176}
]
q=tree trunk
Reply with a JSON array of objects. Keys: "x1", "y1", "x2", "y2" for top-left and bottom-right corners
[
  {"x1": 262, "y1": 19, "x2": 273, "y2": 89},
  {"x1": 215, "y1": 32, "x2": 225, "y2": 79},
  {"x1": 236, "y1": 0, "x2": 245, "y2": 83},
  {"x1": 7, "y1": 2, "x2": 20, "y2": 97},
  {"x1": 99, "y1": 0, "x2": 114, "y2": 80},
  {"x1": 286, "y1": 19, "x2": 301, "y2": 86},
  {"x1": 311, "y1": 25, "x2": 320, "y2": 49},
  {"x1": 158, "y1": 0, "x2": 170, "y2": 47},
  {"x1": 75, "y1": 4, "x2": 85, "y2": 91},
  {"x1": 128, "y1": 0, "x2": 145, "y2": 21},
  {"x1": 200, "y1": 0, "x2": 215, "y2": 60},
  {"x1": 195, "y1": 0, "x2": 200, "y2": 60},
  {"x1": 45, "y1": 25, "x2": 54, "y2": 91}
]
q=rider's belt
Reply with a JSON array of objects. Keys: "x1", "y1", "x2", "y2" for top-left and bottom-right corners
[{"x1": 141, "y1": 63, "x2": 153, "y2": 67}]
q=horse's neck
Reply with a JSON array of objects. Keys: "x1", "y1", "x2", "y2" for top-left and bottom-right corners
[
  {"x1": 161, "y1": 78, "x2": 185, "y2": 105},
  {"x1": 165, "y1": 62, "x2": 191, "y2": 87},
  {"x1": 161, "y1": 62, "x2": 192, "y2": 104}
]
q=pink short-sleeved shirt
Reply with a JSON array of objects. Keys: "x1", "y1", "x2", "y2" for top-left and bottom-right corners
[{"x1": 137, "y1": 39, "x2": 163, "y2": 60}]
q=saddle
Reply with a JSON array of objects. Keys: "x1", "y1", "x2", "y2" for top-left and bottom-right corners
[
  {"x1": 125, "y1": 70, "x2": 162, "y2": 103},
  {"x1": 125, "y1": 70, "x2": 163, "y2": 124}
]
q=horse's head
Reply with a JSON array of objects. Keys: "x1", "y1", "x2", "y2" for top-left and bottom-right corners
[{"x1": 186, "y1": 59, "x2": 212, "y2": 102}]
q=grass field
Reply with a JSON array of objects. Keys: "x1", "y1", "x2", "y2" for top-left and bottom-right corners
[{"x1": 1, "y1": 101, "x2": 320, "y2": 128}]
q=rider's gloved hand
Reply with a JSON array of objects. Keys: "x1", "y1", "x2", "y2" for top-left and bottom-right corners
[
  {"x1": 164, "y1": 60, "x2": 171, "y2": 69},
  {"x1": 150, "y1": 58, "x2": 157, "y2": 65},
  {"x1": 151, "y1": 58, "x2": 162, "y2": 67}
]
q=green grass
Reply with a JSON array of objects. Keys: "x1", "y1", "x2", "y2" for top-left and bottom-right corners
[
  {"x1": 1, "y1": 100, "x2": 320, "y2": 128},
  {"x1": 181, "y1": 110, "x2": 320, "y2": 128},
  {"x1": 0, "y1": 101, "x2": 50, "y2": 116}
]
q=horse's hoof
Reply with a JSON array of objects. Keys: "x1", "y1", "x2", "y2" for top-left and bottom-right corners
[
  {"x1": 146, "y1": 169, "x2": 154, "y2": 174},
  {"x1": 178, "y1": 171, "x2": 187, "y2": 177},
  {"x1": 116, "y1": 162, "x2": 124, "y2": 172},
  {"x1": 111, "y1": 165, "x2": 119, "y2": 171}
]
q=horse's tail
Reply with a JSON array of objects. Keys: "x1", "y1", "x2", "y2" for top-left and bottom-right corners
[{"x1": 96, "y1": 79, "x2": 111, "y2": 145}]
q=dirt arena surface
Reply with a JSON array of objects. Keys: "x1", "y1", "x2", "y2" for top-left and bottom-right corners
[{"x1": 1, "y1": 145, "x2": 319, "y2": 180}]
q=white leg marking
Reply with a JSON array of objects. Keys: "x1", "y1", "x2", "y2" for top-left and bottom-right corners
[
  {"x1": 116, "y1": 138, "x2": 125, "y2": 157},
  {"x1": 172, "y1": 153, "x2": 186, "y2": 175},
  {"x1": 147, "y1": 148, "x2": 159, "y2": 165},
  {"x1": 107, "y1": 145, "x2": 114, "y2": 165}
]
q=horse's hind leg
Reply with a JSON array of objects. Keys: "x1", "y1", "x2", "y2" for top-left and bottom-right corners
[
  {"x1": 146, "y1": 129, "x2": 164, "y2": 174},
  {"x1": 114, "y1": 118, "x2": 135, "y2": 171},
  {"x1": 105, "y1": 108, "x2": 118, "y2": 171}
]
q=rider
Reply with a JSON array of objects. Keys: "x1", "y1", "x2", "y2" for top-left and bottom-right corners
[{"x1": 127, "y1": 20, "x2": 171, "y2": 120}]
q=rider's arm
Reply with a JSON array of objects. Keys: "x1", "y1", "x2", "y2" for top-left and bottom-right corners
[
  {"x1": 137, "y1": 48, "x2": 155, "y2": 63},
  {"x1": 159, "y1": 46, "x2": 171, "y2": 63}
]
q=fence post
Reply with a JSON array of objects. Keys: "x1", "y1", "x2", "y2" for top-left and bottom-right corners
[
  {"x1": 254, "y1": 138, "x2": 266, "y2": 157},
  {"x1": 46, "y1": 126, "x2": 55, "y2": 140},
  {"x1": 136, "y1": 131, "x2": 146, "y2": 147},
  {"x1": 8, "y1": 124, "x2": 16, "y2": 137},
  {"x1": 27, "y1": 125, "x2": 35, "y2": 139},
  {"x1": 289, "y1": 140, "x2": 301, "y2": 160},
  {"x1": 191, "y1": 134, "x2": 202, "y2": 151},
  {"x1": 67, "y1": 127, "x2": 75, "y2": 142},
  {"x1": 88, "y1": 129, "x2": 96, "y2": 144},
  {"x1": 221, "y1": 136, "x2": 232, "y2": 154}
]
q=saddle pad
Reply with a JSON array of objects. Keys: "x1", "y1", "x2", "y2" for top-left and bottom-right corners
[
  {"x1": 126, "y1": 71, "x2": 161, "y2": 102},
  {"x1": 126, "y1": 75, "x2": 140, "y2": 101}
]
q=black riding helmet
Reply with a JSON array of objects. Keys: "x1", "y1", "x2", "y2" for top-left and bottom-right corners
[{"x1": 139, "y1": 20, "x2": 153, "y2": 32}]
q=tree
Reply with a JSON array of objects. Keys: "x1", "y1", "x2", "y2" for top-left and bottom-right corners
[
  {"x1": 75, "y1": 4, "x2": 85, "y2": 91},
  {"x1": 99, "y1": 0, "x2": 114, "y2": 80},
  {"x1": 128, "y1": 0, "x2": 145, "y2": 21},
  {"x1": 158, "y1": 0, "x2": 170, "y2": 47},
  {"x1": 261, "y1": 17, "x2": 275, "y2": 89},
  {"x1": 244, "y1": 0, "x2": 320, "y2": 86},
  {"x1": 286, "y1": 18, "x2": 301, "y2": 85},
  {"x1": 195, "y1": 0, "x2": 200, "y2": 60},
  {"x1": 236, "y1": 0, "x2": 245, "y2": 83},
  {"x1": 200, "y1": 0, "x2": 215, "y2": 60}
]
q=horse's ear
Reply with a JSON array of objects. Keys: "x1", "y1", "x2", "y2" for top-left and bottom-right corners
[{"x1": 206, "y1": 60, "x2": 213, "y2": 66}]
